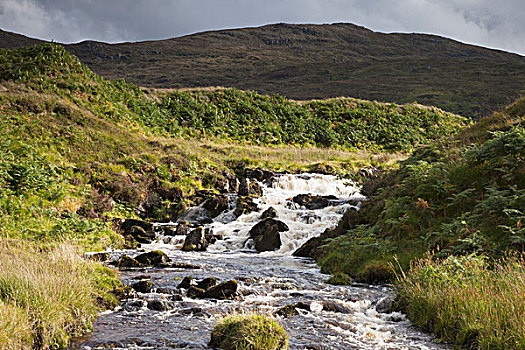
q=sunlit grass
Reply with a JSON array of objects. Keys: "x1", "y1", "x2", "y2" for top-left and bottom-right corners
[
  {"x1": 395, "y1": 253, "x2": 525, "y2": 349},
  {"x1": 0, "y1": 241, "x2": 119, "y2": 350}
]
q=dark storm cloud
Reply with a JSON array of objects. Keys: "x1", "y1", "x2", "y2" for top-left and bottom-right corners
[{"x1": 1, "y1": 0, "x2": 524, "y2": 54}]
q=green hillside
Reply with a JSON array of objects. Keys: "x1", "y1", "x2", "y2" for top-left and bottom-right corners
[{"x1": 2, "y1": 23, "x2": 525, "y2": 119}]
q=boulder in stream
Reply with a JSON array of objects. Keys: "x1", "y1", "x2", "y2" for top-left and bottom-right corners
[
  {"x1": 197, "y1": 277, "x2": 218, "y2": 290},
  {"x1": 182, "y1": 227, "x2": 208, "y2": 251},
  {"x1": 249, "y1": 218, "x2": 288, "y2": 252},
  {"x1": 131, "y1": 280, "x2": 153, "y2": 293},
  {"x1": 147, "y1": 299, "x2": 169, "y2": 311},
  {"x1": 177, "y1": 276, "x2": 194, "y2": 289},
  {"x1": 260, "y1": 206, "x2": 277, "y2": 219},
  {"x1": 114, "y1": 255, "x2": 143, "y2": 268},
  {"x1": 134, "y1": 250, "x2": 170, "y2": 266},
  {"x1": 202, "y1": 280, "x2": 238, "y2": 300},
  {"x1": 203, "y1": 194, "x2": 229, "y2": 218},
  {"x1": 292, "y1": 194, "x2": 338, "y2": 210},
  {"x1": 234, "y1": 196, "x2": 258, "y2": 217},
  {"x1": 187, "y1": 286, "x2": 206, "y2": 298}
]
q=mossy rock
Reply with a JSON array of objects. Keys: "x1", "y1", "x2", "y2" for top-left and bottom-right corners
[
  {"x1": 210, "y1": 314, "x2": 288, "y2": 350},
  {"x1": 326, "y1": 272, "x2": 353, "y2": 285},
  {"x1": 356, "y1": 262, "x2": 394, "y2": 284},
  {"x1": 134, "y1": 250, "x2": 170, "y2": 266},
  {"x1": 115, "y1": 255, "x2": 143, "y2": 268}
]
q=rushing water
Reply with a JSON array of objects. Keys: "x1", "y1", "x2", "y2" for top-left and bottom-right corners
[{"x1": 72, "y1": 174, "x2": 449, "y2": 350}]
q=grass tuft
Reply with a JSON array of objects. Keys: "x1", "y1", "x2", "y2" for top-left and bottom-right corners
[{"x1": 210, "y1": 313, "x2": 289, "y2": 350}]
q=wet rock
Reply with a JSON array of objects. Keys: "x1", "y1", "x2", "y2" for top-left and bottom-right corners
[
  {"x1": 260, "y1": 206, "x2": 277, "y2": 219},
  {"x1": 122, "y1": 300, "x2": 144, "y2": 312},
  {"x1": 134, "y1": 250, "x2": 170, "y2": 266},
  {"x1": 238, "y1": 178, "x2": 263, "y2": 197},
  {"x1": 157, "y1": 225, "x2": 177, "y2": 236},
  {"x1": 275, "y1": 304, "x2": 299, "y2": 317},
  {"x1": 177, "y1": 276, "x2": 194, "y2": 289},
  {"x1": 131, "y1": 280, "x2": 153, "y2": 293},
  {"x1": 249, "y1": 218, "x2": 288, "y2": 252},
  {"x1": 114, "y1": 255, "x2": 143, "y2": 268},
  {"x1": 128, "y1": 225, "x2": 156, "y2": 244},
  {"x1": 322, "y1": 301, "x2": 353, "y2": 314},
  {"x1": 176, "y1": 222, "x2": 190, "y2": 236},
  {"x1": 292, "y1": 194, "x2": 338, "y2": 210},
  {"x1": 120, "y1": 218, "x2": 153, "y2": 233},
  {"x1": 203, "y1": 194, "x2": 229, "y2": 218},
  {"x1": 171, "y1": 294, "x2": 183, "y2": 301},
  {"x1": 111, "y1": 285, "x2": 136, "y2": 301},
  {"x1": 169, "y1": 262, "x2": 201, "y2": 269},
  {"x1": 245, "y1": 167, "x2": 275, "y2": 182},
  {"x1": 202, "y1": 280, "x2": 238, "y2": 299},
  {"x1": 375, "y1": 295, "x2": 395, "y2": 314},
  {"x1": 234, "y1": 196, "x2": 258, "y2": 217},
  {"x1": 123, "y1": 234, "x2": 139, "y2": 249},
  {"x1": 187, "y1": 286, "x2": 206, "y2": 298},
  {"x1": 182, "y1": 227, "x2": 208, "y2": 251},
  {"x1": 147, "y1": 299, "x2": 169, "y2": 311},
  {"x1": 197, "y1": 277, "x2": 218, "y2": 290}
]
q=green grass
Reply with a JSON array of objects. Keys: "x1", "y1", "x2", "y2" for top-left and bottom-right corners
[
  {"x1": 0, "y1": 242, "x2": 121, "y2": 350},
  {"x1": 395, "y1": 253, "x2": 525, "y2": 349},
  {"x1": 210, "y1": 313, "x2": 288, "y2": 350}
]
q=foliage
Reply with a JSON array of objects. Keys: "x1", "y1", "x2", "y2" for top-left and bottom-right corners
[
  {"x1": 395, "y1": 253, "x2": 525, "y2": 349},
  {"x1": 0, "y1": 242, "x2": 121, "y2": 350},
  {"x1": 315, "y1": 97, "x2": 525, "y2": 282},
  {"x1": 210, "y1": 313, "x2": 288, "y2": 350},
  {"x1": 161, "y1": 89, "x2": 468, "y2": 152}
]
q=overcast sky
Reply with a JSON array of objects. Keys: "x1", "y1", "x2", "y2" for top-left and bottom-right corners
[{"x1": 1, "y1": 0, "x2": 524, "y2": 55}]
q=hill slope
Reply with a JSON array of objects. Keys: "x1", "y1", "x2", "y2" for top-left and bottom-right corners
[{"x1": 2, "y1": 23, "x2": 525, "y2": 118}]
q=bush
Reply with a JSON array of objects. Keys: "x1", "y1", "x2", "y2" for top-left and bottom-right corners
[{"x1": 209, "y1": 314, "x2": 288, "y2": 350}]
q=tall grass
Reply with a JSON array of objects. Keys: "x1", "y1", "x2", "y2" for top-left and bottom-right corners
[
  {"x1": 0, "y1": 241, "x2": 117, "y2": 350},
  {"x1": 395, "y1": 253, "x2": 525, "y2": 349}
]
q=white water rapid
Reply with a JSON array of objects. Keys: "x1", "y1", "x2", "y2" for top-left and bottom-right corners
[{"x1": 73, "y1": 173, "x2": 450, "y2": 350}]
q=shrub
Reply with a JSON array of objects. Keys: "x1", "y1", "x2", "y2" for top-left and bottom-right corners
[{"x1": 210, "y1": 314, "x2": 288, "y2": 350}]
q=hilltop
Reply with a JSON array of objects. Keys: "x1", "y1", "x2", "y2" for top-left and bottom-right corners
[{"x1": 2, "y1": 23, "x2": 525, "y2": 118}]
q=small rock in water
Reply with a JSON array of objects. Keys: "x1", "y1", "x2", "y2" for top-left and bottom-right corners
[
  {"x1": 176, "y1": 222, "x2": 191, "y2": 236},
  {"x1": 177, "y1": 276, "x2": 194, "y2": 289},
  {"x1": 202, "y1": 280, "x2": 238, "y2": 300},
  {"x1": 147, "y1": 299, "x2": 169, "y2": 311},
  {"x1": 197, "y1": 277, "x2": 218, "y2": 290},
  {"x1": 322, "y1": 300, "x2": 353, "y2": 314},
  {"x1": 131, "y1": 280, "x2": 153, "y2": 293},
  {"x1": 375, "y1": 295, "x2": 394, "y2": 314},
  {"x1": 249, "y1": 218, "x2": 289, "y2": 252},
  {"x1": 292, "y1": 194, "x2": 338, "y2": 210},
  {"x1": 182, "y1": 227, "x2": 208, "y2": 251},
  {"x1": 134, "y1": 250, "x2": 170, "y2": 266},
  {"x1": 114, "y1": 255, "x2": 143, "y2": 268},
  {"x1": 187, "y1": 286, "x2": 206, "y2": 298},
  {"x1": 260, "y1": 206, "x2": 277, "y2": 219}
]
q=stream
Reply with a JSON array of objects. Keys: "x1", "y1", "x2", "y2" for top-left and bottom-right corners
[{"x1": 72, "y1": 173, "x2": 449, "y2": 350}]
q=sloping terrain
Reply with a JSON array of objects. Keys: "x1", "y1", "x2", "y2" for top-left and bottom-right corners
[{"x1": 2, "y1": 23, "x2": 525, "y2": 118}]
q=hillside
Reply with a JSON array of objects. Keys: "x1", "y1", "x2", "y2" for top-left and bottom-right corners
[{"x1": 2, "y1": 23, "x2": 525, "y2": 118}]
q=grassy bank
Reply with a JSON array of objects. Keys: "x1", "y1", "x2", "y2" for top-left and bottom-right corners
[
  {"x1": 312, "y1": 97, "x2": 525, "y2": 283},
  {"x1": 0, "y1": 242, "x2": 120, "y2": 350},
  {"x1": 395, "y1": 254, "x2": 525, "y2": 349}
]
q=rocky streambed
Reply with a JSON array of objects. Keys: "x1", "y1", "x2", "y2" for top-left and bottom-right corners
[{"x1": 72, "y1": 173, "x2": 449, "y2": 350}]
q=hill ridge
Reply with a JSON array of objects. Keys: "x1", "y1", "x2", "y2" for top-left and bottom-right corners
[{"x1": 2, "y1": 23, "x2": 525, "y2": 118}]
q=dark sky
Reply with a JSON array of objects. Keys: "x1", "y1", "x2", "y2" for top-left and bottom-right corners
[{"x1": 1, "y1": 0, "x2": 524, "y2": 55}]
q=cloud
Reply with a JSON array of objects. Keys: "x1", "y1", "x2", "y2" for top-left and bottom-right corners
[{"x1": 0, "y1": 0, "x2": 524, "y2": 55}]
